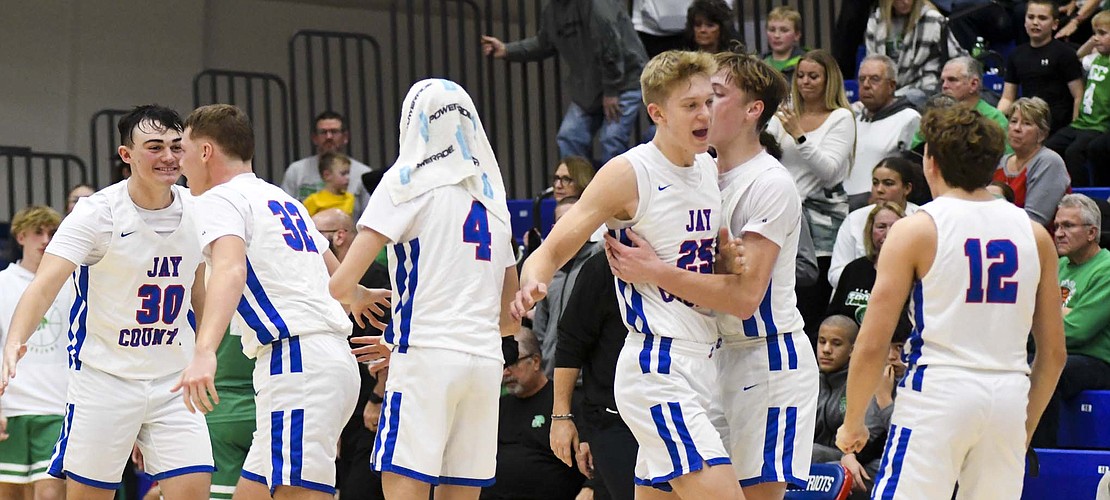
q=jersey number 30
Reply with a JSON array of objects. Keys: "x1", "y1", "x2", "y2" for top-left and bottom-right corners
[
  {"x1": 963, "y1": 238, "x2": 1018, "y2": 304},
  {"x1": 463, "y1": 201, "x2": 492, "y2": 261}
]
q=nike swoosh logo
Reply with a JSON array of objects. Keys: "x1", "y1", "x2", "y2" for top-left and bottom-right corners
[
  {"x1": 121, "y1": 231, "x2": 135, "y2": 238},
  {"x1": 743, "y1": 384, "x2": 758, "y2": 391},
  {"x1": 658, "y1": 184, "x2": 672, "y2": 191}
]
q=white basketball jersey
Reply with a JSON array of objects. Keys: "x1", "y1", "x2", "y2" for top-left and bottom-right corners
[
  {"x1": 905, "y1": 197, "x2": 1040, "y2": 378},
  {"x1": 359, "y1": 185, "x2": 514, "y2": 362},
  {"x1": 606, "y1": 143, "x2": 721, "y2": 344},
  {"x1": 204, "y1": 176, "x2": 352, "y2": 359},
  {"x1": 716, "y1": 152, "x2": 805, "y2": 338},
  {"x1": 67, "y1": 183, "x2": 202, "y2": 379}
]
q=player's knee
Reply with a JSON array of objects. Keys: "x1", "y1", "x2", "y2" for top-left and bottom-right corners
[{"x1": 33, "y1": 480, "x2": 65, "y2": 500}]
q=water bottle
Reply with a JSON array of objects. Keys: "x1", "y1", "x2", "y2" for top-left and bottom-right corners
[{"x1": 972, "y1": 36, "x2": 986, "y2": 59}]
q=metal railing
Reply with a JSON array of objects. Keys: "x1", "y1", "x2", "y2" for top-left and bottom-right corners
[
  {"x1": 0, "y1": 146, "x2": 88, "y2": 221},
  {"x1": 193, "y1": 69, "x2": 293, "y2": 183},
  {"x1": 89, "y1": 108, "x2": 132, "y2": 189}
]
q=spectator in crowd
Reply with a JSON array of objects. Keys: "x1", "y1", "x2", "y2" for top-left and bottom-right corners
[
  {"x1": 849, "y1": 55, "x2": 921, "y2": 210},
  {"x1": 865, "y1": 0, "x2": 967, "y2": 103},
  {"x1": 940, "y1": 57, "x2": 1013, "y2": 153},
  {"x1": 532, "y1": 196, "x2": 600, "y2": 377},
  {"x1": 830, "y1": 157, "x2": 919, "y2": 289},
  {"x1": 524, "y1": 156, "x2": 596, "y2": 260},
  {"x1": 1031, "y1": 194, "x2": 1110, "y2": 447},
  {"x1": 907, "y1": 93, "x2": 959, "y2": 157},
  {"x1": 988, "y1": 179, "x2": 1018, "y2": 202},
  {"x1": 66, "y1": 184, "x2": 95, "y2": 215},
  {"x1": 828, "y1": 202, "x2": 908, "y2": 323},
  {"x1": 483, "y1": 329, "x2": 586, "y2": 500},
  {"x1": 763, "y1": 5, "x2": 807, "y2": 82},
  {"x1": 631, "y1": 0, "x2": 692, "y2": 57},
  {"x1": 999, "y1": 0, "x2": 1085, "y2": 135},
  {"x1": 1056, "y1": 0, "x2": 1104, "y2": 41},
  {"x1": 0, "y1": 206, "x2": 70, "y2": 500},
  {"x1": 767, "y1": 49, "x2": 856, "y2": 338},
  {"x1": 994, "y1": 97, "x2": 1071, "y2": 226},
  {"x1": 685, "y1": 0, "x2": 741, "y2": 54},
  {"x1": 303, "y1": 152, "x2": 354, "y2": 216},
  {"x1": 1046, "y1": 12, "x2": 1110, "y2": 187},
  {"x1": 552, "y1": 251, "x2": 637, "y2": 500},
  {"x1": 481, "y1": 1, "x2": 647, "y2": 167},
  {"x1": 281, "y1": 111, "x2": 373, "y2": 214},
  {"x1": 934, "y1": 0, "x2": 1016, "y2": 51}
]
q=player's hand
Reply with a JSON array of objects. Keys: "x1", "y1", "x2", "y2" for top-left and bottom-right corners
[
  {"x1": 0, "y1": 341, "x2": 28, "y2": 396},
  {"x1": 715, "y1": 228, "x2": 746, "y2": 275},
  {"x1": 550, "y1": 418, "x2": 580, "y2": 469},
  {"x1": 511, "y1": 281, "x2": 547, "y2": 320},
  {"x1": 481, "y1": 35, "x2": 507, "y2": 58},
  {"x1": 132, "y1": 445, "x2": 146, "y2": 471},
  {"x1": 350, "y1": 287, "x2": 391, "y2": 330},
  {"x1": 603, "y1": 96, "x2": 621, "y2": 122},
  {"x1": 576, "y1": 441, "x2": 595, "y2": 479},
  {"x1": 604, "y1": 229, "x2": 664, "y2": 283},
  {"x1": 576, "y1": 487, "x2": 594, "y2": 500},
  {"x1": 172, "y1": 349, "x2": 219, "y2": 414},
  {"x1": 351, "y1": 336, "x2": 392, "y2": 373},
  {"x1": 836, "y1": 422, "x2": 869, "y2": 454},
  {"x1": 840, "y1": 452, "x2": 871, "y2": 491},
  {"x1": 363, "y1": 395, "x2": 383, "y2": 432}
]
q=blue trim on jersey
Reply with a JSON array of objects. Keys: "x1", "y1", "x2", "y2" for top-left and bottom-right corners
[
  {"x1": 742, "y1": 316, "x2": 759, "y2": 336},
  {"x1": 615, "y1": 229, "x2": 653, "y2": 336},
  {"x1": 377, "y1": 463, "x2": 439, "y2": 485},
  {"x1": 398, "y1": 239, "x2": 420, "y2": 353},
  {"x1": 66, "y1": 471, "x2": 121, "y2": 490},
  {"x1": 187, "y1": 310, "x2": 196, "y2": 332},
  {"x1": 237, "y1": 296, "x2": 274, "y2": 345},
  {"x1": 289, "y1": 337, "x2": 303, "y2": 373},
  {"x1": 67, "y1": 266, "x2": 89, "y2": 370},
  {"x1": 650, "y1": 404, "x2": 683, "y2": 481},
  {"x1": 877, "y1": 426, "x2": 912, "y2": 500},
  {"x1": 290, "y1": 408, "x2": 305, "y2": 484},
  {"x1": 295, "y1": 479, "x2": 336, "y2": 495},
  {"x1": 668, "y1": 402, "x2": 702, "y2": 470},
  {"x1": 240, "y1": 470, "x2": 267, "y2": 485},
  {"x1": 245, "y1": 259, "x2": 291, "y2": 342},
  {"x1": 150, "y1": 465, "x2": 216, "y2": 481},
  {"x1": 762, "y1": 407, "x2": 780, "y2": 480},
  {"x1": 767, "y1": 335, "x2": 783, "y2": 371},
  {"x1": 782, "y1": 406, "x2": 797, "y2": 481},
  {"x1": 784, "y1": 333, "x2": 799, "y2": 370},
  {"x1": 439, "y1": 475, "x2": 496, "y2": 487},
  {"x1": 638, "y1": 334, "x2": 654, "y2": 374},
  {"x1": 907, "y1": 281, "x2": 925, "y2": 368},
  {"x1": 758, "y1": 279, "x2": 778, "y2": 335},
  {"x1": 270, "y1": 411, "x2": 284, "y2": 489},
  {"x1": 47, "y1": 403, "x2": 74, "y2": 480},
  {"x1": 270, "y1": 340, "x2": 284, "y2": 375},
  {"x1": 657, "y1": 337, "x2": 673, "y2": 374},
  {"x1": 385, "y1": 243, "x2": 409, "y2": 347},
  {"x1": 873, "y1": 424, "x2": 898, "y2": 492},
  {"x1": 388, "y1": 240, "x2": 420, "y2": 353},
  {"x1": 382, "y1": 392, "x2": 402, "y2": 467}
]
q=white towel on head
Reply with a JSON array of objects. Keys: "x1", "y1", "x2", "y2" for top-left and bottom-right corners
[{"x1": 383, "y1": 78, "x2": 510, "y2": 224}]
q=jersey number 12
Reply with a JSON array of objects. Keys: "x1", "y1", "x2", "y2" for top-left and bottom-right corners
[{"x1": 963, "y1": 238, "x2": 1018, "y2": 304}]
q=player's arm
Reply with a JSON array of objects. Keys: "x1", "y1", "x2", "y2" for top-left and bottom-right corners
[
  {"x1": 190, "y1": 263, "x2": 206, "y2": 325},
  {"x1": 514, "y1": 157, "x2": 637, "y2": 317},
  {"x1": 1025, "y1": 223, "x2": 1067, "y2": 447},
  {"x1": 500, "y1": 264, "x2": 521, "y2": 338},
  {"x1": 1, "y1": 254, "x2": 77, "y2": 391},
  {"x1": 837, "y1": 214, "x2": 932, "y2": 454},
  {"x1": 328, "y1": 227, "x2": 391, "y2": 330},
  {"x1": 997, "y1": 83, "x2": 1019, "y2": 115},
  {"x1": 551, "y1": 366, "x2": 581, "y2": 468},
  {"x1": 1068, "y1": 78, "x2": 1085, "y2": 121}
]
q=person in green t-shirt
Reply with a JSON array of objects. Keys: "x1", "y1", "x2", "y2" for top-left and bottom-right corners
[
  {"x1": 1031, "y1": 194, "x2": 1110, "y2": 447},
  {"x1": 1046, "y1": 12, "x2": 1110, "y2": 187},
  {"x1": 204, "y1": 331, "x2": 256, "y2": 500},
  {"x1": 762, "y1": 5, "x2": 807, "y2": 82}
]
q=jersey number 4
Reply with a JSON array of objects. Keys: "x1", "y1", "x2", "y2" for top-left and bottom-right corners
[
  {"x1": 462, "y1": 201, "x2": 492, "y2": 261},
  {"x1": 269, "y1": 201, "x2": 319, "y2": 253},
  {"x1": 963, "y1": 238, "x2": 1018, "y2": 304}
]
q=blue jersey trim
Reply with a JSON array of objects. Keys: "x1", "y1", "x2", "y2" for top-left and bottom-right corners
[
  {"x1": 67, "y1": 266, "x2": 89, "y2": 370},
  {"x1": 290, "y1": 408, "x2": 305, "y2": 484},
  {"x1": 668, "y1": 402, "x2": 702, "y2": 470},
  {"x1": 47, "y1": 403, "x2": 74, "y2": 480},
  {"x1": 65, "y1": 471, "x2": 121, "y2": 490},
  {"x1": 270, "y1": 410, "x2": 284, "y2": 489},
  {"x1": 761, "y1": 407, "x2": 781, "y2": 480},
  {"x1": 398, "y1": 239, "x2": 420, "y2": 353},
  {"x1": 657, "y1": 337, "x2": 673, "y2": 374},
  {"x1": 150, "y1": 464, "x2": 216, "y2": 481},
  {"x1": 240, "y1": 470, "x2": 267, "y2": 485}
]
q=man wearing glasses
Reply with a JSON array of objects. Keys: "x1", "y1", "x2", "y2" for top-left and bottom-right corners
[
  {"x1": 282, "y1": 111, "x2": 374, "y2": 216},
  {"x1": 1031, "y1": 193, "x2": 1110, "y2": 447}
]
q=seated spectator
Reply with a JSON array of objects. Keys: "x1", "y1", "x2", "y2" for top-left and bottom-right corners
[
  {"x1": 994, "y1": 97, "x2": 1071, "y2": 226},
  {"x1": 303, "y1": 152, "x2": 354, "y2": 216},
  {"x1": 1046, "y1": 11, "x2": 1110, "y2": 187},
  {"x1": 766, "y1": 49, "x2": 856, "y2": 337},
  {"x1": 999, "y1": 0, "x2": 1085, "y2": 135},
  {"x1": 282, "y1": 111, "x2": 373, "y2": 214},
  {"x1": 988, "y1": 179, "x2": 1018, "y2": 202},
  {"x1": 830, "y1": 157, "x2": 920, "y2": 289},
  {"x1": 523, "y1": 156, "x2": 596, "y2": 258},
  {"x1": 762, "y1": 5, "x2": 807, "y2": 82},
  {"x1": 865, "y1": 0, "x2": 967, "y2": 103},
  {"x1": 631, "y1": 0, "x2": 692, "y2": 57},
  {"x1": 849, "y1": 55, "x2": 922, "y2": 210},
  {"x1": 533, "y1": 196, "x2": 600, "y2": 376},
  {"x1": 483, "y1": 329, "x2": 586, "y2": 500},
  {"x1": 66, "y1": 183, "x2": 95, "y2": 215},
  {"x1": 907, "y1": 93, "x2": 959, "y2": 157},
  {"x1": 940, "y1": 57, "x2": 1014, "y2": 154},
  {"x1": 828, "y1": 201, "x2": 906, "y2": 320},
  {"x1": 840, "y1": 336, "x2": 906, "y2": 499},
  {"x1": 685, "y1": 0, "x2": 740, "y2": 54},
  {"x1": 1031, "y1": 194, "x2": 1110, "y2": 447}
]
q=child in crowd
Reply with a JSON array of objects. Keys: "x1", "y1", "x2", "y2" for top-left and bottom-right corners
[
  {"x1": 303, "y1": 151, "x2": 354, "y2": 215},
  {"x1": 763, "y1": 5, "x2": 806, "y2": 81}
]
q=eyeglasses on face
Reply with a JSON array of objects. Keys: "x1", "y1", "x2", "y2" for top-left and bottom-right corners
[{"x1": 553, "y1": 175, "x2": 574, "y2": 186}]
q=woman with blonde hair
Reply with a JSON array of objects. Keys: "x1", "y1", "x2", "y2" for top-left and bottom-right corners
[
  {"x1": 864, "y1": 0, "x2": 966, "y2": 102},
  {"x1": 993, "y1": 96, "x2": 1070, "y2": 226}
]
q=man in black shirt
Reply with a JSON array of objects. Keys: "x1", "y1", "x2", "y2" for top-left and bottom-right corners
[{"x1": 999, "y1": 0, "x2": 1085, "y2": 134}]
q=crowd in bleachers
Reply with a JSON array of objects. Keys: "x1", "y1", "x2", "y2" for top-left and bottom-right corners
[{"x1": 4, "y1": 0, "x2": 1110, "y2": 499}]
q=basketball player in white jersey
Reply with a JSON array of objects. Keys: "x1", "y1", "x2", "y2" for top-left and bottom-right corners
[
  {"x1": 836, "y1": 106, "x2": 1067, "y2": 499},
  {"x1": 174, "y1": 104, "x2": 387, "y2": 500},
  {"x1": 1, "y1": 105, "x2": 213, "y2": 500},
  {"x1": 515, "y1": 51, "x2": 747, "y2": 499},
  {"x1": 328, "y1": 79, "x2": 519, "y2": 500},
  {"x1": 601, "y1": 52, "x2": 818, "y2": 500}
]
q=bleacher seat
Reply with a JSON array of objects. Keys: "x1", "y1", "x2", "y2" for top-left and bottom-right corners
[
  {"x1": 1059, "y1": 390, "x2": 1110, "y2": 450},
  {"x1": 785, "y1": 462, "x2": 852, "y2": 500},
  {"x1": 1023, "y1": 448, "x2": 1110, "y2": 499},
  {"x1": 983, "y1": 73, "x2": 1005, "y2": 94},
  {"x1": 843, "y1": 79, "x2": 858, "y2": 103},
  {"x1": 507, "y1": 198, "x2": 555, "y2": 243}
]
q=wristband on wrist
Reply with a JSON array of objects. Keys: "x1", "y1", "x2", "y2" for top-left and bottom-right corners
[{"x1": 551, "y1": 413, "x2": 574, "y2": 420}]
